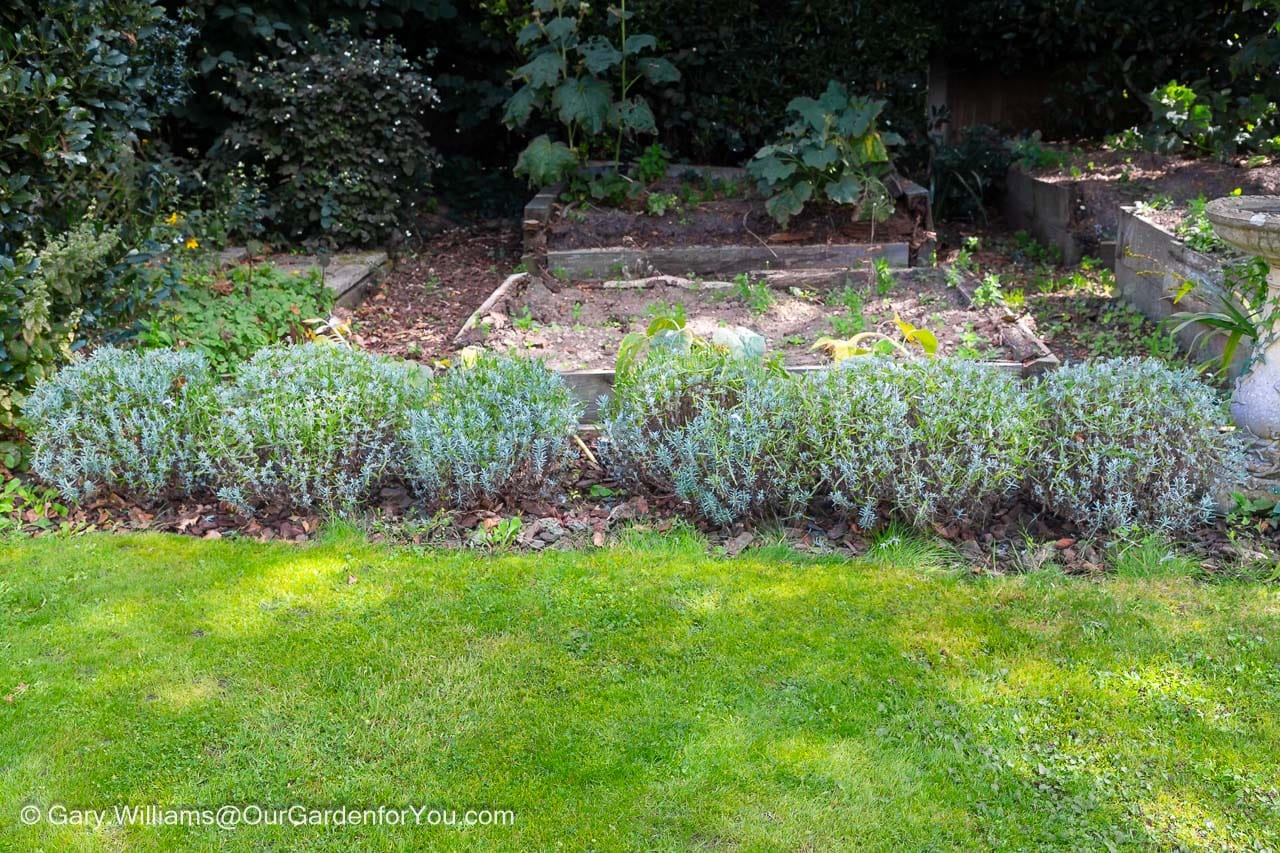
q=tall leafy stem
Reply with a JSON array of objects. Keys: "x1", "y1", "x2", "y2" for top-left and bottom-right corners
[{"x1": 504, "y1": 0, "x2": 680, "y2": 187}]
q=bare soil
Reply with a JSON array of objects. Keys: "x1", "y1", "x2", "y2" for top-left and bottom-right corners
[
  {"x1": 1026, "y1": 148, "x2": 1280, "y2": 241},
  {"x1": 459, "y1": 266, "x2": 1043, "y2": 371},
  {"x1": 546, "y1": 176, "x2": 921, "y2": 251},
  {"x1": 352, "y1": 222, "x2": 520, "y2": 362}
]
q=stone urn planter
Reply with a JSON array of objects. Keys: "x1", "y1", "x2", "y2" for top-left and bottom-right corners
[{"x1": 1205, "y1": 196, "x2": 1280, "y2": 491}]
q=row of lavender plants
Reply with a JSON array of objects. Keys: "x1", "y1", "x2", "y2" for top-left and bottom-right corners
[{"x1": 25, "y1": 344, "x2": 1242, "y2": 534}]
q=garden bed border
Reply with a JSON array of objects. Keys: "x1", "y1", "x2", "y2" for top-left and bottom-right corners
[
  {"x1": 1114, "y1": 205, "x2": 1248, "y2": 377},
  {"x1": 523, "y1": 165, "x2": 931, "y2": 280}
]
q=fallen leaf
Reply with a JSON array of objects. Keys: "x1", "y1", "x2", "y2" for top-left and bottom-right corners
[
  {"x1": 203, "y1": 529, "x2": 222, "y2": 540},
  {"x1": 725, "y1": 531, "x2": 755, "y2": 557}
]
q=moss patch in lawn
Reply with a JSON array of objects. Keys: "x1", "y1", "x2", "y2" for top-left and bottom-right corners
[{"x1": 1, "y1": 527, "x2": 1278, "y2": 850}]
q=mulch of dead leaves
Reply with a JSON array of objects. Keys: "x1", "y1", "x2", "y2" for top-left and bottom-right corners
[
  {"x1": 11, "y1": 439, "x2": 1276, "y2": 578},
  {"x1": 351, "y1": 220, "x2": 522, "y2": 364}
]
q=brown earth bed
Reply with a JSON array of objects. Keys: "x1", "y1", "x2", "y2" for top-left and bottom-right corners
[
  {"x1": 352, "y1": 221, "x2": 520, "y2": 362},
  {"x1": 546, "y1": 177, "x2": 920, "y2": 251},
  {"x1": 1027, "y1": 148, "x2": 1279, "y2": 239},
  {"x1": 460, "y1": 266, "x2": 1043, "y2": 371}
]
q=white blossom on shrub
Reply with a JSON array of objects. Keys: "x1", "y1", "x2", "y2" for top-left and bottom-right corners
[
  {"x1": 400, "y1": 353, "x2": 580, "y2": 508},
  {"x1": 1033, "y1": 358, "x2": 1243, "y2": 532},
  {"x1": 211, "y1": 343, "x2": 431, "y2": 514},
  {"x1": 25, "y1": 346, "x2": 219, "y2": 501}
]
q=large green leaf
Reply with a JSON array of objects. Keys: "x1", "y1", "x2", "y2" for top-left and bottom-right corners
[
  {"x1": 636, "y1": 57, "x2": 680, "y2": 84},
  {"x1": 578, "y1": 36, "x2": 621, "y2": 73},
  {"x1": 825, "y1": 173, "x2": 864, "y2": 204},
  {"x1": 747, "y1": 153, "x2": 797, "y2": 186},
  {"x1": 800, "y1": 143, "x2": 838, "y2": 169},
  {"x1": 610, "y1": 97, "x2": 656, "y2": 135},
  {"x1": 513, "y1": 135, "x2": 579, "y2": 187},
  {"x1": 542, "y1": 16, "x2": 578, "y2": 45},
  {"x1": 502, "y1": 85, "x2": 538, "y2": 128},
  {"x1": 786, "y1": 96, "x2": 828, "y2": 134},
  {"x1": 622, "y1": 34, "x2": 657, "y2": 55},
  {"x1": 764, "y1": 181, "x2": 812, "y2": 227},
  {"x1": 514, "y1": 51, "x2": 565, "y2": 89},
  {"x1": 552, "y1": 77, "x2": 612, "y2": 134}
]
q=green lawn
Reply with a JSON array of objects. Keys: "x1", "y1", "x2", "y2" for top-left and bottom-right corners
[{"x1": 2, "y1": 528, "x2": 1279, "y2": 851}]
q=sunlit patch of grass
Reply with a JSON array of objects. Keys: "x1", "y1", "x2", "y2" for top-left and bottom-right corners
[{"x1": 0, "y1": 531, "x2": 1278, "y2": 850}]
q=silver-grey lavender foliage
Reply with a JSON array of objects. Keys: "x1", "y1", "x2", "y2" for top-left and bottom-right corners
[
  {"x1": 210, "y1": 343, "x2": 431, "y2": 514},
  {"x1": 25, "y1": 346, "x2": 219, "y2": 501},
  {"x1": 889, "y1": 358, "x2": 1040, "y2": 526},
  {"x1": 400, "y1": 353, "x2": 581, "y2": 508},
  {"x1": 600, "y1": 350, "x2": 813, "y2": 525},
  {"x1": 1033, "y1": 358, "x2": 1243, "y2": 533}
]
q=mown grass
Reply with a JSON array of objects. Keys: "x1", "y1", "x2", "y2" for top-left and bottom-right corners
[{"x1": 1, "y1": 526, "x2": 1278, "y2": 850}]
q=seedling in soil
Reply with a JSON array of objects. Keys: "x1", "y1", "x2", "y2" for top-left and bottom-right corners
[
  {"x1": 871, "y1": 258, "x2": 895, "y2": 296},
  {"x1": 733, "y1": 273, "x2": 774, "y2": 315},
  {"x1": 645, "y1": 192, "x2": 680, "y2": 217},
  {"x1": 829, "y1": 312, "x2": 866, "y2": 338},
  {"x1": 514, "y1": 305, "x2": 537, "y2": 331},
  {"x1": 972, "y1": 273, "x2": 1005, "y2": 308},
  {"x1": 572, "y1": 301, "x2": 584, "y2": 321}
]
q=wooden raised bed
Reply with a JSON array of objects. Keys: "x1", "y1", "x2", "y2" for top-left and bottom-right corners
[
  {"x1": 523, "y1": 165, "x2": 932, "y2": 281},
  {"x1": 457, "y1": 267, "x2": 1058, "y2": 422},
  {"x1": 1115, "y1": 205, "x2": 1249, "y2": 377}
]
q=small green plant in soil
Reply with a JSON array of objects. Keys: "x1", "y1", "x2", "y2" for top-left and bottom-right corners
[
  {"x1": 514, "y1": 305, "x2": 537, "y2": 331},
  {"x1": 645, "y1": 192, "x2": 680, "y2": 217},
  {"x1": 139, "y1": 262, "x2": 333, "y2": 376},
  {"x1": 733, "y1": 274, "x2": 774, "y2": 315},
  {"x1": 971, "y1": 273, "x2": 1005, "y2": 308},
  {"x1": 871, "y1": 258, "x2": 895, "y2": 296},
  {"x1": 632, "y1": 143, "x2": 671, "y2": 183},
  {"x1": 1175, "y1": 195, "x2": 1229, "y2": 254},
  {"x1": 747, "y1": 81, "x2": 902, "y2": 227},
  {"x1": 1010, "y1": 231, "x2": 1063, "y2": 266}
]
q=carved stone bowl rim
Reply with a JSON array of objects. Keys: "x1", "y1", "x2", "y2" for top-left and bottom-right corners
[{"x1": 1205, "y1": 195, "x2": 1280, "y2": 238}]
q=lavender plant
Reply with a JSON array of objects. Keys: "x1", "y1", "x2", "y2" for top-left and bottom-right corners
[
  {"x1": 892, "y1": 358, "x2": 1042, "y2": 527},
  {"x1": 25, "y1": 347, "x2": 219, "y2": 502},
  {"x1": 793, "y1": 359, "x2": 913, "y2": 528},
  {"x1": 400, "y1": 354, "x2": 581, "y2": 508},
  {"x1": 1033, "y1": 358, "x2": 1243, "y2": 533},
  {"x1": 211, "y1": 343, "x2": 432, "y2": 514},
  {"x1": 601, "y1": 349, "x2": 813, "y2": 525}
]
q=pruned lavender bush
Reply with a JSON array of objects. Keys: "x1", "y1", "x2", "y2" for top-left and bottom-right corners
[
  {"x1": 211, "y1": 343, "x2": 431, "y2": 514},
  {"x1": 25, "y1": 346, "x2": 219, "y2": 502},
  {"x1": 1033, "y1": 358, "x2": 1243, "y2": 533},
  {"x1": 400, "y1": 353, "x2": 580, "y2": 508},
  {"x1": 600, "y1": 349, "x2": 813, "y2": 525},
  {"x1": 891, "y1": 358, "x2": 1042, "y2": 527},
  {"x1": 793, "y1": 358, "x2": 912, "y2": 528},
  {"x1": 797, "y1": 357, "x2": 1040, "y2": 529}
]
